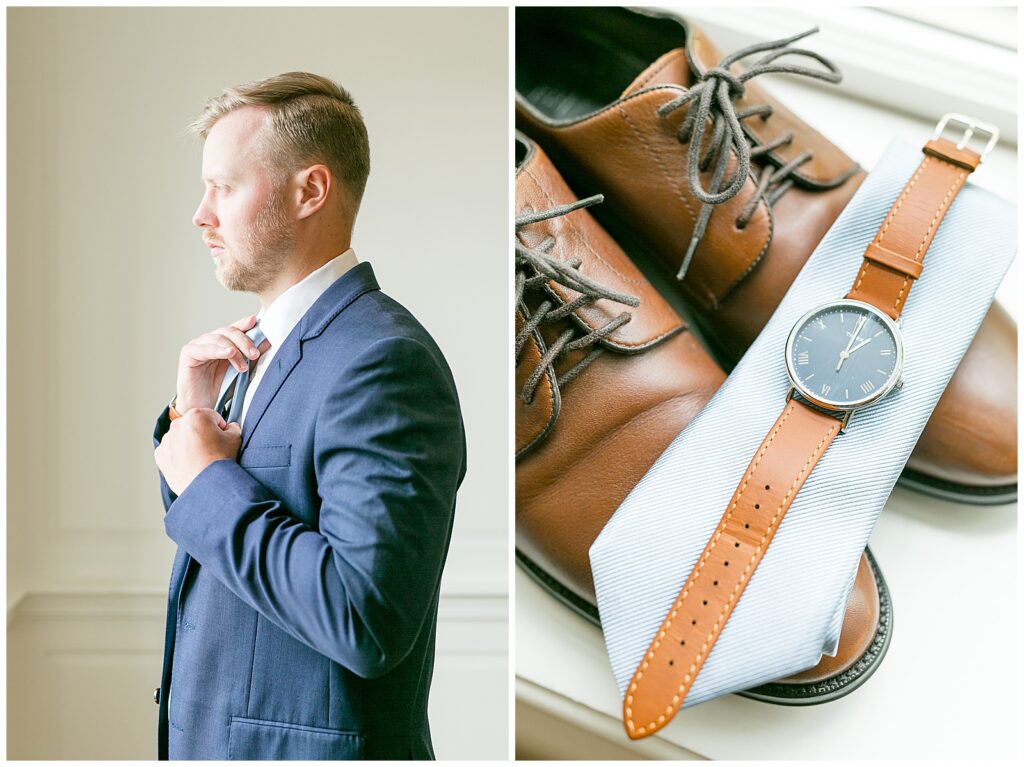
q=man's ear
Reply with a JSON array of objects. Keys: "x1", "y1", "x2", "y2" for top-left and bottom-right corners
[{"x1": 296, "y1": 164, "x2": 332, "y2": 219}]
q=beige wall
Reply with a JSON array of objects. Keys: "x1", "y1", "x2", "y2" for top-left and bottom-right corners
[{"x1": 7, "y1": 7, "x2": 508, "y2": 759}]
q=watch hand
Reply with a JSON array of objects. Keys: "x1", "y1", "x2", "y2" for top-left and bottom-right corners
[
  {"x1": 848, "y1": 337, "x2": 873, "y2": 355},
  {"x1": 836, "y1": 315, "x2": 867, "y2": 371}
]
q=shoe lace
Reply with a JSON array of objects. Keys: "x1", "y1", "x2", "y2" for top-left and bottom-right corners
[
  {"x1": 657, "y1": 27, "x2": 842, "y2": 279},
  {"x1": 515, "y1": 194, "x2": 640, "y2": 405}
]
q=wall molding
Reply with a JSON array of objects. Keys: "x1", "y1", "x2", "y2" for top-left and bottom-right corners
[
  {"x1": 11, "y1": 524, "x2": 506, "y2": 616},
  {"x1": 9, "y1": 589, "x2": 506, "y2": 760},
  {"x1": 8, "y1": 589, "x2": 507, "y2": 625}
]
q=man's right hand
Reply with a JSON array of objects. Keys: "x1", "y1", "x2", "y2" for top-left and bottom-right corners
[{"x1": 174, "y1": 314, "x2": 271, "y2": 414}]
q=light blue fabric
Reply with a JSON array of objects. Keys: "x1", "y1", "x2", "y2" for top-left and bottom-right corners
[
  {"x1": 590, "y1": 139, "x2": 1016, "y2": 706},
  {"x1": 215, "y1": 323, "x2": 267, "y2": 423}
]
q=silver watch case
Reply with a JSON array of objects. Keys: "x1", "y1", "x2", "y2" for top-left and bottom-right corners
[{"x1": 784, "y1": 299, "x2": 905, "y2": 427}]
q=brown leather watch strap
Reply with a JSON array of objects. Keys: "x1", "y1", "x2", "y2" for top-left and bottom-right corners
[
  {"x1": 846, "y1": 136, "x2": 980, "y2": 319},
  {"x1": 168, "y1": 397, "x2": 184, "y2": 421},
  {"x1": 623, "y1": 400, "x2": 842, "y2": 739}
]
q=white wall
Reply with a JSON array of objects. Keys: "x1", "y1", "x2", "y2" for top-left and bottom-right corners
[{"x1": 7, "y1": 6, "x2": 508, "y2": 760}]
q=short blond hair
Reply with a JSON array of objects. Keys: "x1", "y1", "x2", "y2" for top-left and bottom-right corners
[{"x1": 189, "y1": 71, "x2": 370, "y2": 215}]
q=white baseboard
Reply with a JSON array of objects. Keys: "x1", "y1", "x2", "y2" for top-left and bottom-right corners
[{"x1": 8, "y1": 589, "x2": 508, "y2": 760}]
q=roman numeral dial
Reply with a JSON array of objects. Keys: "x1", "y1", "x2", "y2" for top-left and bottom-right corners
[{"x1": 787, "y1": 301, "x2": 902, "y2": 409}]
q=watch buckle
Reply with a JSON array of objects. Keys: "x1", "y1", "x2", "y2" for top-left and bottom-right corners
[{"x1": 933, "y1": 113, "x2": 999, "y2": 163}]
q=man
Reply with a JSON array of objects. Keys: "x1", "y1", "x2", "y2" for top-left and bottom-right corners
[{"x1": 152, "y1": 72, "x2": 466, "y2": 760}]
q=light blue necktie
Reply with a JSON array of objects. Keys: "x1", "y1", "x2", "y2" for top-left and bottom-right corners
[
  {"x1": 589, "y1": 139, "x2": 1016, "y2": 707},
  {"x1": 214, "y1": 324, "x2": 267, "y2": 425}
]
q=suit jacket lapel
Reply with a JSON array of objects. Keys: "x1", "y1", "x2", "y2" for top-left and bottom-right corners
[{"x1": 240, "y1": 261, "x2": 381, "y2": 451}]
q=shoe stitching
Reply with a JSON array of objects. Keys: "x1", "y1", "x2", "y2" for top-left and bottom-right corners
[
  {"x1": 518, "y1": 167, "x2": 685, "y2": 352},
  {"x1": 619, "y1": 101, "x2": 719, "y2": 307},
  {"x1": 619, "y1": 102, "x2": 699, "y2": 223},
  {"x1": 514, "y1": 312, "x2": 557, "y2": 459},
  {"x1": 521, "y1": 166, "x2": 646, "y2": 288},
  {"x1": 631, "y1": 48, "x2": 687, "y2": 92}
]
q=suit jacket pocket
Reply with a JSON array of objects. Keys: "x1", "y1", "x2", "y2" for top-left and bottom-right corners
[
  {"x1": 239, "y1": 444, "x2": 291, "y2": 469},
  {"x1": 227, "y1": 716, "x2": 364, "y2": 760}
]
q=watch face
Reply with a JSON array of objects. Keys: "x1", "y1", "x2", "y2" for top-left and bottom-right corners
[{"x1": 786, "y1": 300, "x2": 904, "y2": 410}]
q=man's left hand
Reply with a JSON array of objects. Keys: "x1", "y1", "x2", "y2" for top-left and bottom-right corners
[{"x1": 155, "y1": 408, "x2": 242, "y2": 495}]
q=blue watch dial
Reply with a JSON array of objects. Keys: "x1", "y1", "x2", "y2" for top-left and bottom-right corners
[{"x1": 787, "y1": 301, "x2": 902, "y2": 410}]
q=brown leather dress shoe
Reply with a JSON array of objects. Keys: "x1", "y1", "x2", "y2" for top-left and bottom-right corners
[
  {"x1": 515, "y1": 6, "x2": 1016, "y2": 504},
  {"x1": 516, "y1": 132, "x2": 892, "y2": 705}
]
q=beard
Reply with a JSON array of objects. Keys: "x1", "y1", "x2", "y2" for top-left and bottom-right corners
[{"x1": 215, "y1": 184, "x2": 295, "y2": 294}]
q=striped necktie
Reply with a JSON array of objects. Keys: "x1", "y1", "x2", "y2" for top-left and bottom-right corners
[
  {"x1": 214, "y1": 324, "x2": 268, "y2": 424},
  {"x1": 589, "y1": 139, "x2": 1016, "y2": 713}
]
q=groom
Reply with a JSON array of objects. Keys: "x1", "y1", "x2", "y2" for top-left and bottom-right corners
[{"x1": 152, "y1": 72, "x2": 466, "y2": 760}]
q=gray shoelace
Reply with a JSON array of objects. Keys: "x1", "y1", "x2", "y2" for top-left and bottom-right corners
[
  {"x1": 515, "y1": 194, "x2": 640, "y2": 405},
  {"x1": 657, "y1": 27, "x2": 842, "y2": 280}
]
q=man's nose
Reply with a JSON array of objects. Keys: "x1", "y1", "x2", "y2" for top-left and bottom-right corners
[{"x1": 193, "y1": 198, "x2": 217, "y2": 229}]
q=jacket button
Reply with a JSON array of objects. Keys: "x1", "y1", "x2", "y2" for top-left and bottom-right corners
[{"x1": 154, "y1": 687, "x2": 161, "y2": 705}]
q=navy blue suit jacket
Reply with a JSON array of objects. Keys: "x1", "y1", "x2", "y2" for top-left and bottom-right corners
[{"x1": 153, "y1": 263, "x2": 466, "y2": 760}]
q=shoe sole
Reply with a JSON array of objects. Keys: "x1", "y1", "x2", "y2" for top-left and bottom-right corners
[
  {"x1": 516, "y1": 546, "x2": 892, "y2": 706},
  {"x1": 895, "y1": 467, "x2": 1016, "y2": 506}
]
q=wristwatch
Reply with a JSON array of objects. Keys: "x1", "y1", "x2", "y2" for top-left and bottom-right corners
[
  {"x1": 623, "y1": 114, "x2": 998, "y2": 739},
  {"x1": 168, "y1": 394, "x2": 183, "y2": 420}
]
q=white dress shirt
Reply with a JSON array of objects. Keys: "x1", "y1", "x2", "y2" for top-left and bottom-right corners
[{"x1": 239, "y1": 248, "x2": 359, "y2": 425}]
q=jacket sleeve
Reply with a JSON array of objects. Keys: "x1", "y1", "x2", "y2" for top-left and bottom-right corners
[
  {"x1": 162, "y1": 335, "x2": 466, "y2": 679},
  {"x1": 153, "y1": 406, "x2": 178, "y2": 511}
]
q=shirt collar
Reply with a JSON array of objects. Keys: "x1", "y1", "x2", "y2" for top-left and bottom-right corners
[{"x1": 256, "y1": 248, "x2": 359, "y2": 349}]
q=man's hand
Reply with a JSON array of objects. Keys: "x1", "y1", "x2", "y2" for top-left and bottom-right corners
[
  {"x1": 175, "y1": 314, "x2": 271, "y2": 413},
  {"x1": 155, "y1": 408, "x2": 243, "y2": 495}
]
